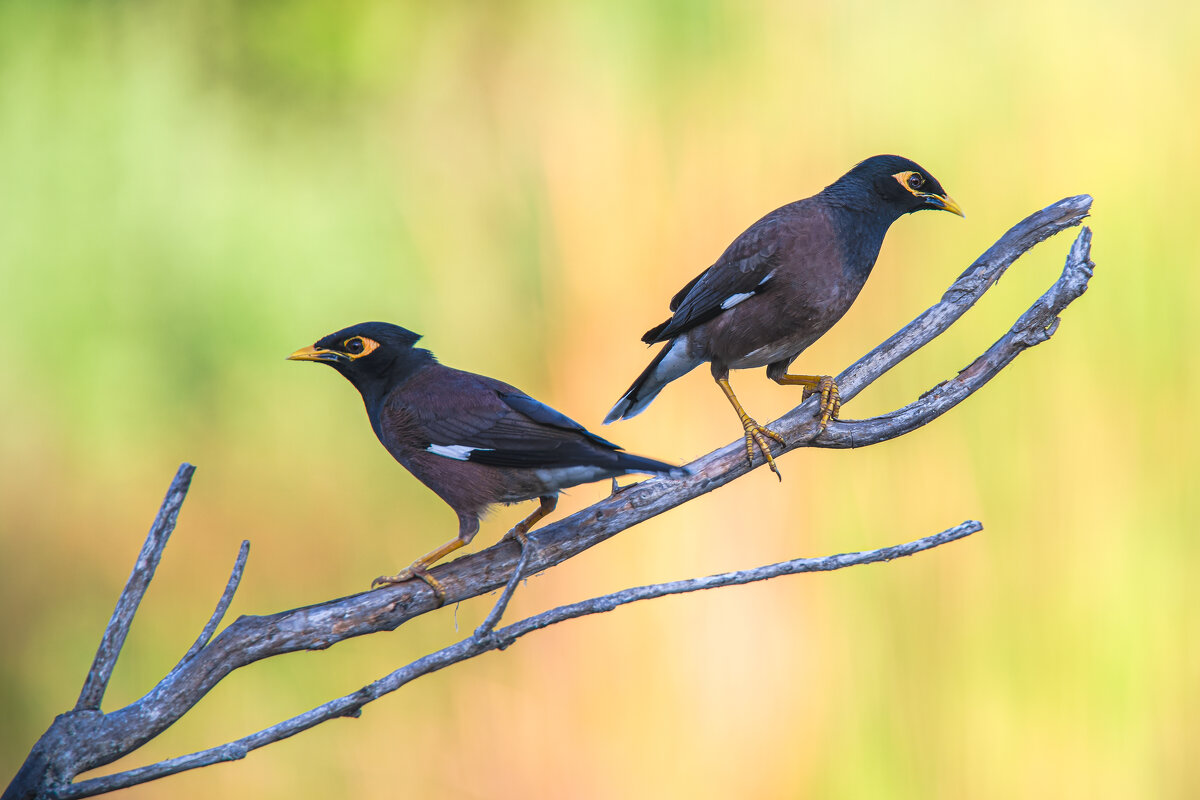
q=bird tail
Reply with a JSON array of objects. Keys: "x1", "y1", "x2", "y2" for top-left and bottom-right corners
[
  {"x1": 604, "y1": 338, "x2": 700, "y2": 423},
  {"x1": 612, "y1": 450, "x2": 689, "y2": 479}
]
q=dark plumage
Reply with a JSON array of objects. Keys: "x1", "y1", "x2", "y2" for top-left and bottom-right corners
[
  {"x1": 605, "y1": 155, "x2": 963, "y2": 477},
  {"x1": 289, "y1": 322, "x2": 685, "y2": 595}
]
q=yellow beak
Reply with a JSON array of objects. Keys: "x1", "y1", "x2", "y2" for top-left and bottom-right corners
[
  {"x1": 929, "y1": 193, "x2": 965, "y2": 218},
  {"x1": 287, "y1": 345, "x2": 341, "y2": 363}
]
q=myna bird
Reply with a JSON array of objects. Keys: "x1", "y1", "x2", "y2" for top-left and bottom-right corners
[
  {"x1": 289, "y1": 322, "x2": 686, "y2": 596},
  {"x1": 605, "y1": 154, "x2": 963, "y2": 478}
]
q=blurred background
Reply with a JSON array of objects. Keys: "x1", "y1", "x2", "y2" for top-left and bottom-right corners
[{"x1": 1, "y1": 1, "x2": 1195, "y2": 797}]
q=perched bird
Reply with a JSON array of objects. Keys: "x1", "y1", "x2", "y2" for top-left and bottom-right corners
[
  {"x1": 605, "y1": 154, "x2": 963, "y2": 477},
  {"x1": 289, "y1": 322, "x2": 686, "y2": 597}
]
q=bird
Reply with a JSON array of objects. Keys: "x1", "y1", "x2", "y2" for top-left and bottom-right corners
[
  {"x1": 605, "y1": 154, "x2": 963, "y2": 478},
  {"x1": 289, "y1": 321, "x2": 686, "y2": 599}
]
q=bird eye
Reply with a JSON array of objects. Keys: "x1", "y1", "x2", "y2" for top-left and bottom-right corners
[
  {"x1": 907, "y1": 173, "x2": 925, "y2": 190},
  {"x1": 344, "y1": 337, "x2": 365, "y2": 354}
]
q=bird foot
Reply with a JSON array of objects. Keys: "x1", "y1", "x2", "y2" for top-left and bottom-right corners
[
  {"x1": 740, "y1": 419, "x2": 786, "y2": 480},
  {"x1": 800, "y1": 376, "x2": 841, "y2": 431},
  {"x1": 501, "y1": 525, "x2": 529, "y2": 547},
  {"x1": 500, "y1": 496, "x2": 556, "y2": 547},
  {"x1": 371, "y1": 566, "x2": 446, "y2": 607}
]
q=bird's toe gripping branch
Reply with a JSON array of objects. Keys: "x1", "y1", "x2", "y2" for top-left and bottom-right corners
[
  {"x1": 372, "y1": 566, "x2": 447, "y2": 606},
  {"x1": 718, "y1": 377, "x2": 786, "y2": 479},
  {"x1": 743, "y1": 421, "x2": 786, "y2": 479},
  {"x1": 776, "y1": 373, "x2": 841, "y2": 430},
  {"x1": 501, "y1": 495, "x2": 557, "y2": 547},
  {"x1": 373, "y1": 495, "x2": 559, "y2": 608},
  {"x1": 372, "y1": 536, "x2": 473, "y2": 606}
]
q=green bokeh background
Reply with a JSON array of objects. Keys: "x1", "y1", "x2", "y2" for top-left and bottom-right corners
[{"x1": 2, "y1": 1, "x2": 1196, "y2": 797}]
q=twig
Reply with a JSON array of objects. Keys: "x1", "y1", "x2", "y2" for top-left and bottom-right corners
[
  {"x1": 172, "y1": 540, "x2": 250, "y2": 672},
  {"x1": 58, "y1": 521, "x2": 979, "y2": 799},
  {"x1": 473, "y1": 538, "x2": 533, "y2": 642},
  {"x1": 75, "y1": 464, "x2": 196, "y2": 712},
  {"x1": 806, "y1": 225, "x2": 1094, "y2": 450},
  {"x1": 837, "y1": 194, "x2": 1092, "y2": 405}
]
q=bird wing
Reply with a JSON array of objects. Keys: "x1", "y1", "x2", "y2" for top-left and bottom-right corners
[
  {"x1": 386, "y1": 371, "x2": 622, "y2": 469},
  {"x1": 643, "y1": 202, "x2": 832, "y2": 344}
]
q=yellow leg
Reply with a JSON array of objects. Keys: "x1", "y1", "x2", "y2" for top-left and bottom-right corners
[
  {"x1": 371, "y1": 536, "x2": 469, "y2": 604},
  {"x1": 717, "y1": 377, "x2": 785, "y2": 479},
  {"x1": 502, "y1": 495, "x2": 557, "y2": 546},
  {"x1": 774, "y1": 373, "x2": 841, "y2": 431}
]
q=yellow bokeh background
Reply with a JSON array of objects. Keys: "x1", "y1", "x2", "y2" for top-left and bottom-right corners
[{"x1": 2, "y1": 1, "x2": 1196, "y2": 797}]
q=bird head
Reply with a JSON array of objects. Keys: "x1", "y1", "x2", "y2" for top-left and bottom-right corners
[
  {"x1": 837, "y1": 154, "x2": 965, "y2": 218},
  {"x1": 288, "y1": 321, "x2": 433, "y2": 396}
]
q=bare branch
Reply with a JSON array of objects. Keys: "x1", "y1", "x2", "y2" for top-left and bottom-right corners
[
  {"x1": 835, "y1": 193, "x2": 1093, "y2": 405},
  {"x1": 75, "y1": 464, "x2": 196, "y2": 712},
  {"x1": 5, "y1": 197, "x2": 1094, "y2": 800},
  {"x1": 59, "y1": 521, "x2": 980, "y2": 799},
  {"x1": 6, "y1": 467, "x2": 198, "y2": 800},
  {"x1": 798, "y1": 224, "x2": 1094, "y2": 449},
  {"x1": 473, "y1": 539, "x2": 533, "y2": 642},
  {"x1": 172, "y1": 540, "x2": 250, "y2": 672}
]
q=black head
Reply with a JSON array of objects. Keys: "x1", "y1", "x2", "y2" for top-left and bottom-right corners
[
  {"x1": 288, "y1": 321, "x2": 435, "y2": 402},
  {"x1": 825, "y1": 154, "x2": 964, "y2": 219}
]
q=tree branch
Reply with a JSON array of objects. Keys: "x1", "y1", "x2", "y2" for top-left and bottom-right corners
[
  {"x1": 75, "y1": 464, "x2": 196, "y2": 712},
  {"x1": 4, "y1": 196, "x2": 1093, "y2": 800},
  {"x1": 807, "y1": 223, "x2": 1094, "y2": 449},
  {"x1": 171, "y1": 540, "x2": 250, "y2": 673},
  {"x1": 473, "y1": 539, "x2": 534, "y2": 642},
  {"x1": 58, "y1": 521, "x2": 981, "y2": 799}
]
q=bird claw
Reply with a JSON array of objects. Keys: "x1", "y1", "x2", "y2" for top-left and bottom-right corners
[
  {"x1": 801, "y1": 376, "x2": 841, "y2": 431},
  {"x1": 501, "y1": 496, "x2": 555, "y2": 548},
  {"x1": 371, "y1": 566, "x2": 446, "y2": 607},
  {"x1": 501, "y1": 525, "x2": 529, "y2": 547},
  {"x1": 741, "y1": 419, "x2": 786, "y2": 480}
]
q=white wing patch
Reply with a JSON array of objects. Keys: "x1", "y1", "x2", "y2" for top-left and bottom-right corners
[
  {"x1": 720, "y1": 291, "x2": 755, "y2": 310},
  {"x1": 427, "y1": 443, "x2": 482, "y2": 461},
  {"x1": 720, "y1": 270, "x2": 775, "y2": 311}
]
